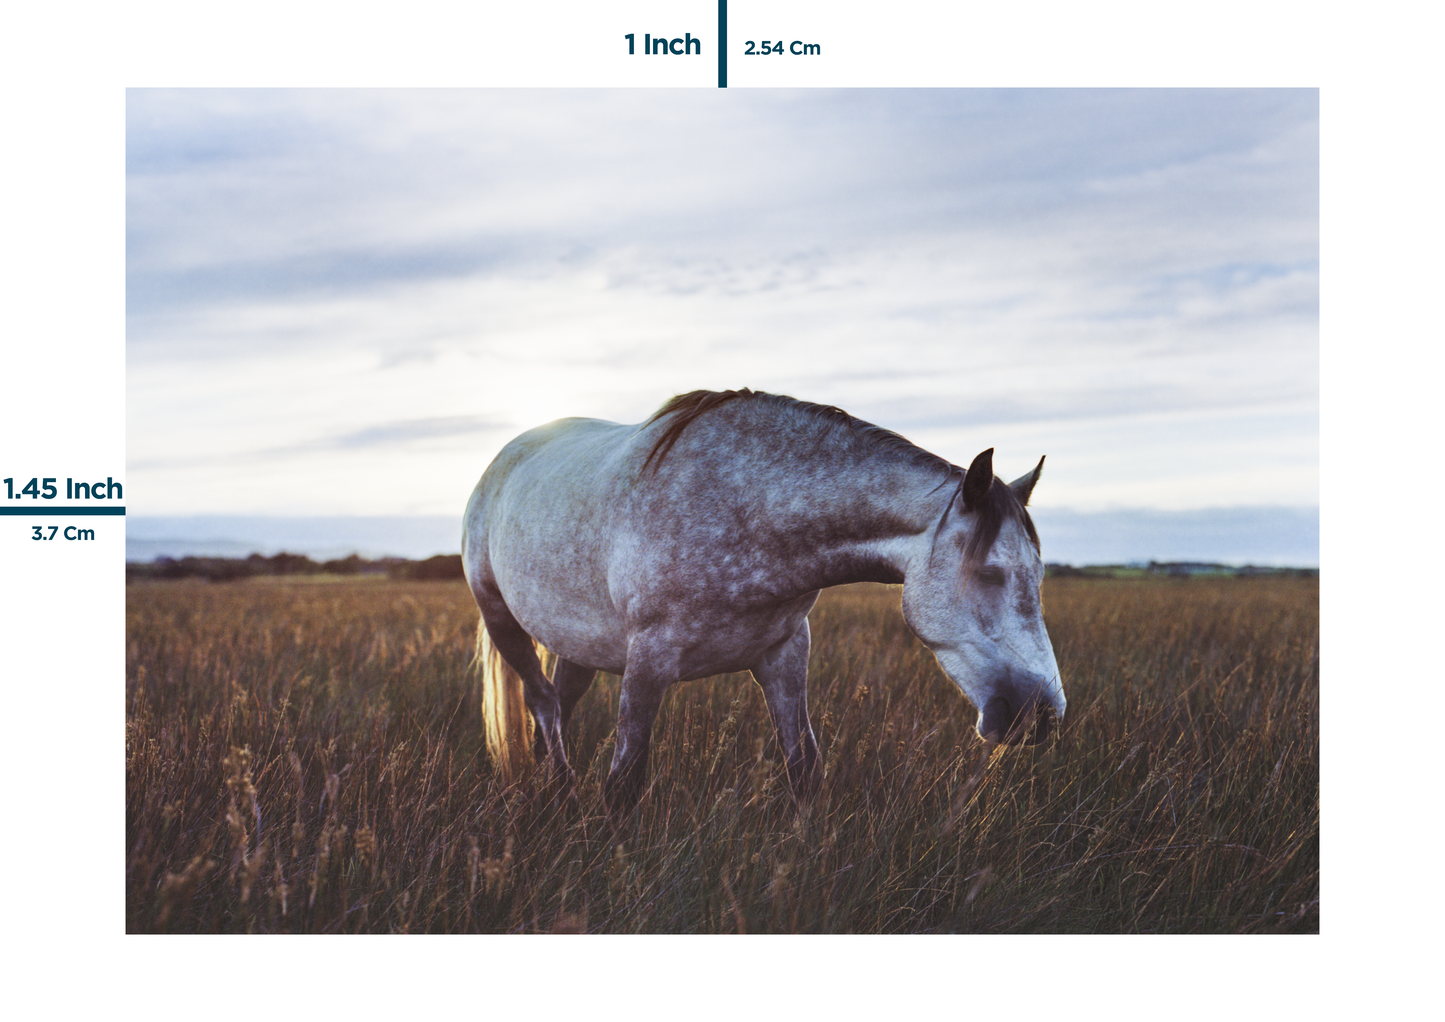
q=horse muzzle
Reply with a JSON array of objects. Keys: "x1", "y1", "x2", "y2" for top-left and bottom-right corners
[{"x1": 978, "y1": 692, "x2": 1056, "y2": 745}]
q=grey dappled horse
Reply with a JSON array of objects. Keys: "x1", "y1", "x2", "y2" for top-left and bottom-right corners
[{"x1": 462, "y1": 389, "x2": 1065, "y2": 812}]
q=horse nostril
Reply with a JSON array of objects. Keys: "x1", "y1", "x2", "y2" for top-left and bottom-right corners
[{"x1": 978, "y1": 695, "x2": 1014, "y2": 743}]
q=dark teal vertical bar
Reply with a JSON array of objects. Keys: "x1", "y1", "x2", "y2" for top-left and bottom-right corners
[{"x1": 718, "y1": 0, "x2": 727, "y2": 87}]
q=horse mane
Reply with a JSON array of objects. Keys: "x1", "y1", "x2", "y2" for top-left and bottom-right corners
[
  {"x1": 641, "y1": 389, "x2": 758, "y2": 475},
  {"x1": 642, "y1": 387, "x2": 953, "y2": 477},
  {"x1": 641, "y1": 388, "x2": 1038, "y2": 562}
]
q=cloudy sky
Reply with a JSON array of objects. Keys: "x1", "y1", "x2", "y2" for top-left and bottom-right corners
[{"x1": 127, "y1": 88, "x2": 1317, "y2": 556}]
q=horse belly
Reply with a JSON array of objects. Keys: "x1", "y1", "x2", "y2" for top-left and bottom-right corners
[
  {"x1": 636, "y1": 592, "x2": 820, "y2": 682},
  {"x1": 519, "y1": 599, "x2": 628, "y2": 675}
]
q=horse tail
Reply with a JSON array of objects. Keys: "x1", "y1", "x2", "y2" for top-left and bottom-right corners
[{"x1": 474, "y1": 619, "x2": 534, "y2": 783}]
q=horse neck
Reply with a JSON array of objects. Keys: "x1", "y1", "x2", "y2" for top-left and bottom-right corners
[{"x1": 749, "y1": 455, "x2": 949, "y2": 590}]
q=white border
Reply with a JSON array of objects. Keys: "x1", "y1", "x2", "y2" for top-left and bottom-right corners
[{"x1": 3, "y1": 1, "x2": 1423, "y2": 1016}]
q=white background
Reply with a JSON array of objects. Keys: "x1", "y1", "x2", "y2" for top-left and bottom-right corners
[{"x1": 1, "y1": 1, "x2": 1431, "y2": 1018}]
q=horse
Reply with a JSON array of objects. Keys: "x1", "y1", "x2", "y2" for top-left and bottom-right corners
[{"x1": 461, "y1": 388, "x2": 1065, "y2": 812}]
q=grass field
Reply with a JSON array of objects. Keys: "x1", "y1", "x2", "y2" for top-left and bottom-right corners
[{"x1": 125, "y1": 574, "x2": 1318, "y2": 933}]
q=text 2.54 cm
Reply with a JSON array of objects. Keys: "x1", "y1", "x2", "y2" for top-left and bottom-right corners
[{"x1": 744, "y1": 40, "x2": 820, "y2": 55}]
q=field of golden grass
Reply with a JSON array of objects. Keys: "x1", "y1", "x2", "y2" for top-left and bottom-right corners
[{"x1": 126, "y1": 574, "x2": 1317, "y2": 933}]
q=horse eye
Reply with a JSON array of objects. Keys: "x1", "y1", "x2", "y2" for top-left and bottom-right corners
[{"x1": 977, "y1": 567, "x2": 1006, "y2": 587}]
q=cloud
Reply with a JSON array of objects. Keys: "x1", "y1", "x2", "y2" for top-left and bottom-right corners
[
  {"x1": 126, "y1": 89, "x2": 1317, "y2": 517},
  {"x1": 129, "y1": 415, "x2": 510, "y2": 471},
  {"x1": 127, "y1": 90, "x2": 1317, "y2": 311},
  {"x1": 329, "y1": 416, "x2": 507, "y2": 449}
]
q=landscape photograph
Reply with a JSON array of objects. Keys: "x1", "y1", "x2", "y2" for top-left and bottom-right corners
[{"x1": 125, "y1": 88, "x2": 1318, "y2": 934}]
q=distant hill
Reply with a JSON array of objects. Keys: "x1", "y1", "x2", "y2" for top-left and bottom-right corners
[
  {"x1": 126, "y1": 552, "x2": 464, "y2": 583},
  {"x1": 1045, "y1": 562, "x2": 1317, "y2": 579}
]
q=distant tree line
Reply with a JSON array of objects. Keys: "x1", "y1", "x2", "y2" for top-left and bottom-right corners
[
  {"x1": 1045, "y1": 562, "x2": 1318, "y2": 579},
  {"x1": 126, "y1": 552, "x2": 466, "y2": 583},
  {"x1": 129, "y1": 553, "x2": 1315, "y2": 584}
]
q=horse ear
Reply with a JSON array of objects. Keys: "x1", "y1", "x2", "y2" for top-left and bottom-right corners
[
  {"x1": 961, "y1": 448, "x2": 994, "y2": 512},
  {"x1": 1009, "y1": 456, "x2": 1045, "y2": 506}
]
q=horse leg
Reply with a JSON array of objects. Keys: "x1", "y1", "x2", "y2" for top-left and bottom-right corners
[
  {"x1": 751, "y1": 621, "x2": 822, "y2": 801},
  {"x1": 604, "y1": 663, "x2": 667, "y2": 815},
  {"x1": 554, "y1": 658, "x2": 598, "y2": 729},
  {"x1": 476, "y1": 594, "x2": 574, "y2": 792}
]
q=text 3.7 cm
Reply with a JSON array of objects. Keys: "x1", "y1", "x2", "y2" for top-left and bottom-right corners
[{"x1": 32, "y1": 526, "x2": 96, "y2": 541}]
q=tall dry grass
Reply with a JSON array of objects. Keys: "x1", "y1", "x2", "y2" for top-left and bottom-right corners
[{"x1": 126, "y1": 574, "x2": 1317, "y2": 933}]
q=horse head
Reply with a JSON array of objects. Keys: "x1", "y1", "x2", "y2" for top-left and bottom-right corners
[{"x1": 901, "y1": 448, "x2": 1066, "y2": 745}]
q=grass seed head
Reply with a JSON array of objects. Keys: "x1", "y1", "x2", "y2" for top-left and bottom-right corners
[{"x1": 354, "y1": 826, "x2": 376, "y2": 868}]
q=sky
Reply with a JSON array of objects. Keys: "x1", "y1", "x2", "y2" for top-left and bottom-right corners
[{"x1": 127, "y1": 88, "x2": 1318, "y2": 559}]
